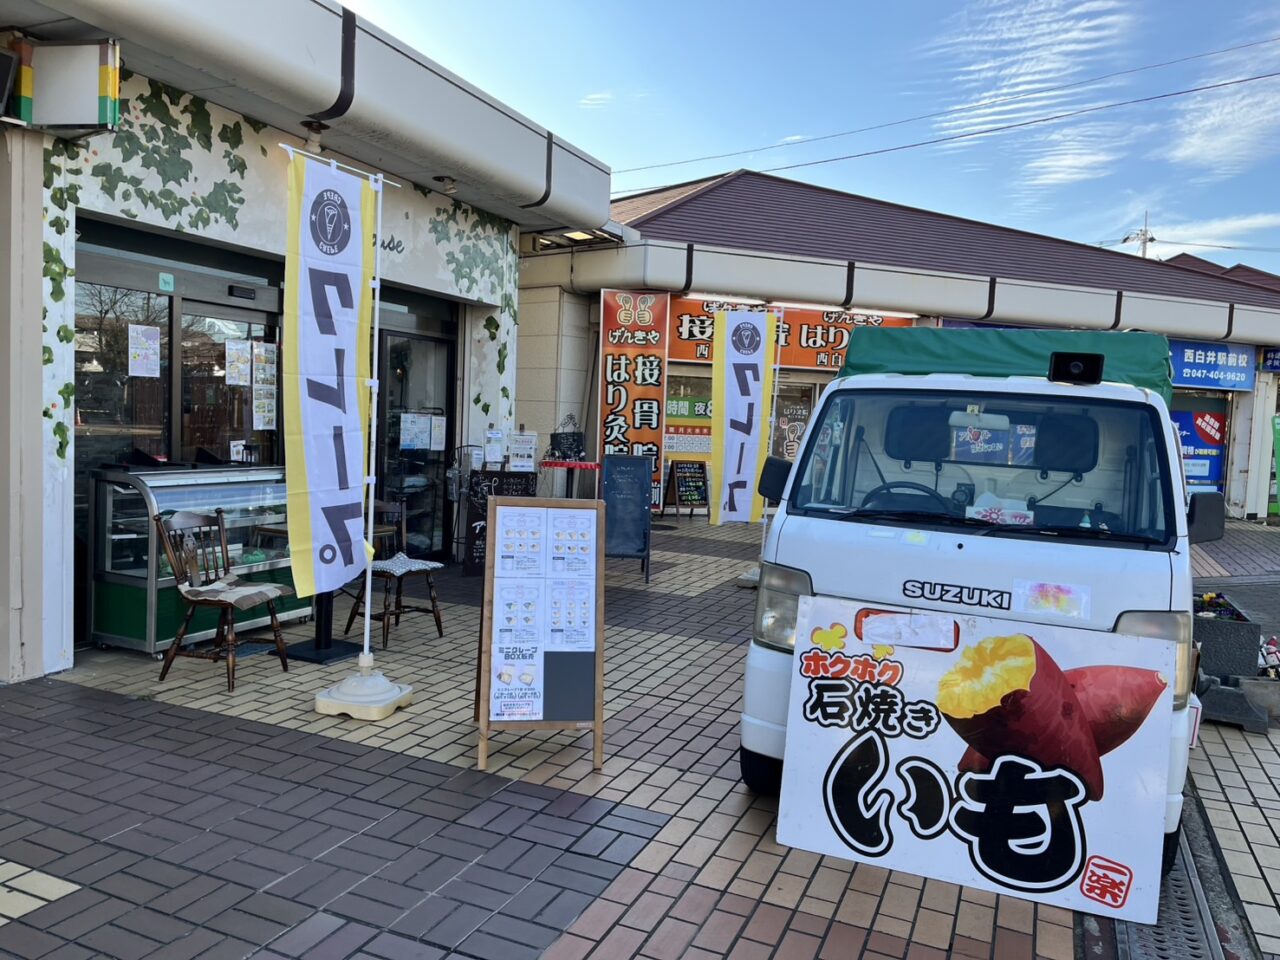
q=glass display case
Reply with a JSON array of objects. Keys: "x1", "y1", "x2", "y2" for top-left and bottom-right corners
[{"x1": 88, "y1": 466, "x2": 311, "y2": 653}]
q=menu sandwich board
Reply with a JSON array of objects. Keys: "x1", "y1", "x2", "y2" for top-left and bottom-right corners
[
  {"x1": 662, "y1": 460, "x2": 709, "y2": 517},
  {"x1": 477, "y1": 497, "x2": 606, "y2": 771}
]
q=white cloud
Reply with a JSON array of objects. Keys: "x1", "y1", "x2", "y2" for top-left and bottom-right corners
[
  {"x1": 578, "y1": 92, "x2": 614, "y2": 109},
  {"x1": 923, "y1": 0, "x2": 1134, "y2": 207},
  {"x1": 1163, "y1": 22, "x2": 1280, "y2": 178},
  {"x1": 778, "y1": 135, "x2": 808, "y2": 143}
]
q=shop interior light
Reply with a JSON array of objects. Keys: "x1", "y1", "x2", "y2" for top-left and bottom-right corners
[{"x1": 562, "y1": 231, "x2": 595, "y2": 241}]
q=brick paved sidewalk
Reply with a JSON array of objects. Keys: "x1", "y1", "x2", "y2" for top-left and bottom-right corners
[
  {"x1": 1189, "y1": 520, "x2": 1280, "y2": 960},
  {"x1": 3, "y1": 518, "x2": 1077, "y2": 959}
]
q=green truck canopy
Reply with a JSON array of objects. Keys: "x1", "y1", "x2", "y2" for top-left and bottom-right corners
[{"x1": 839, "y1": 328, "x2": 1173, "y2": 404}]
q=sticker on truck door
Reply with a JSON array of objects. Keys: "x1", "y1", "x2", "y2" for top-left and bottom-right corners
[{"x1": 778, "y1": 594, "x2": 1177, "y2": 924}]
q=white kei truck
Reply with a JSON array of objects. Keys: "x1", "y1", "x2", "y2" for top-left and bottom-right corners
[{"x1": 741, "y1": 328, "x2": 1225, "y2": 874}]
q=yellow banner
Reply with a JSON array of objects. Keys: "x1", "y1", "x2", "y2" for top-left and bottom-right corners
[
  {"x1": 710, "y1": 309, "x2": 778, "y2": 525},
  {"x1": 283, "y1": 153, "x2": 377, "y2": 597}
]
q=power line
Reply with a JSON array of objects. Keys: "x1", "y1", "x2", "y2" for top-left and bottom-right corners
[
  {"x1": 614, "y1": 34, "x2": 1280, "y2": 175},
  {"x1": 1152, "y1": 240, "x2": 1280, "y2": 253},
  {"x1": 612, "y1": 69, "x2": 1280, "y2": 194},
  {"x1": 1098, "y1": 238, "x2": 1280, "y2": 254}
]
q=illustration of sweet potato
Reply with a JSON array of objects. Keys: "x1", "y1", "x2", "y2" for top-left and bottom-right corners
[
  {"x1": 958, "y1": 665, "x2": 1167, "y2": 773},
  {"x1": 937, "y1": 634, "x2": 1104, "y2": 799}
]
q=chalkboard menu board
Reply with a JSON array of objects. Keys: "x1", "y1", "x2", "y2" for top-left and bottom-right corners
[
  {"x1": 477, "y1": 497, "x2": 605, "y2": 772},
  {"x1": 663, "y1": 460, "x2": 709, "y2": 517},
  {"x1": 602, "y1": 455, "x2": 652, "y2": 584},
  {"x1": 464, "y1": 470, "x2": 539, "y2": 576}
]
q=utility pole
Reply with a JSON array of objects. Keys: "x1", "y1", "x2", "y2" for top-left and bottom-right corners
[{"x1": 1123, "y1": 211, "x2": 1156, "y2": 258}]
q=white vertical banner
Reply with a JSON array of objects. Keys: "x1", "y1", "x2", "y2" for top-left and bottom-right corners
[
  {"x1": 283, "y1": 153, "x2": 377, "y2": 597},
  {"x1": 710, "y1": 309, "x2": 777, "y2": 524}
]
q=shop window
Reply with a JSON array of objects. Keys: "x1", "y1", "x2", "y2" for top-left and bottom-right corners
[
  {"x1": 772, "y1": 384, "x2": 816, "y2": 460},
  {"x1": 180, "y1": 312, "x2": 279, "y2": 464},
  {"x1": 667, "y1": 374, "x2": 713, "y2": 418},
  {"x1": 74, "y1": 282, "x2": 170, "y2": 496}
]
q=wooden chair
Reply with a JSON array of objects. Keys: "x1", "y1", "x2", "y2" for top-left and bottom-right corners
[
  {"x1": 344, "y1": 499, "x2": 445, "y2": 648},
  {"x1": 155, "y1": 509, "x2": 292, "y2": 692}
]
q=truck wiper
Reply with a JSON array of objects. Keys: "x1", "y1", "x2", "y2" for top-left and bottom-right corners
[
  {"x1": 992, "y1": 523, "x2": 1161, "y2": 545},
  {"x1": 833, "y1": 509, "x2": 998, "y2": 530}
]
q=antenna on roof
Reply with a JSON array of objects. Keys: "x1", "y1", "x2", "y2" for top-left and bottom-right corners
[{"x1": 1123, "y1": 211, "x2": 1157, "y2": 258}]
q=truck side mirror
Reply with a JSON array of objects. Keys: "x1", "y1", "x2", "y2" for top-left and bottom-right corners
[
  {"x1": 758, "y1": 456, "x2": 792, "y2": 502},
  {"x1": 1187, "y1": 491, "x2": 1225, "y2": 544}
]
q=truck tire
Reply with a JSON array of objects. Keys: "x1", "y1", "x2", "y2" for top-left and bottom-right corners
[
  {"x1": 739, "y1": 746, "x2": 783, "y2": 796},
  {"x1": 1161, "y1": 820, "x2": 1182, "y2": 876}
]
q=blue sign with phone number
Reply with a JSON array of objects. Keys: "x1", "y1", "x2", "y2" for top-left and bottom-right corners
[{"x1": 1168, "y1": 339, "x2": 1255, "y2": 391}]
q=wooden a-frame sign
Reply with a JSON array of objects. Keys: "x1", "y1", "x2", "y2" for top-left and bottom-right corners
[{"x1": 476, "y1": 497, "x2": 605, "y2": 771}]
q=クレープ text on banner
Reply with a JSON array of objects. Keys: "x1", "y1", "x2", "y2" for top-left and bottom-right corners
[{"x1": 282, "y1": 153, "x2": 377, "y2": 597}]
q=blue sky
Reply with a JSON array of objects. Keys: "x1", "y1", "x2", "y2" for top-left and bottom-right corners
[{"x1": 345, "y1": 0, "x2": 1280, "y2": 275}]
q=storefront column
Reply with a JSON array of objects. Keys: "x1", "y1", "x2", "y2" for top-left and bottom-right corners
[
  {"x1": 461, "y1": 302, "x2": 518, "y2": 448},
  {"x1": 0, "y1": 128, "x2": 49, "y2": 681},
  {"x1": 1244, "y1": 372, "x2": 1279, "y2": 519},
  {"x1": 1227, "y1": 387, "x2": 1257, "y2": 518}
]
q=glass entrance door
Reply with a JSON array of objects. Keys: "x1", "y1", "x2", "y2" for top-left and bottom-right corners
[
  {"x1": 180, "y1": 304, "x2": 280, "y2": 465},
  {"x1": 380, "y1": 332, "x2": 453, "y2": 558}
]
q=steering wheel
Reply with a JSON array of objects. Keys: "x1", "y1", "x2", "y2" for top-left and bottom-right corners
[{"x1": 859, "y1": 481, "x2": 953, "y2": 512}]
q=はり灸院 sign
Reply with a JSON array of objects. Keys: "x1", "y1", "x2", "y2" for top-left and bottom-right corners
[
  {"x1": 778, "y1": 595, "x2": 1176, "y2": 923},
  {"x1": 599, "y1": 291, "x2": 671, "y2": 504}
]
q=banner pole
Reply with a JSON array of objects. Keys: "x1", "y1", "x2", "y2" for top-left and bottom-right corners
[
  {"x1": 360, "y1": 171, "x2": 386, "y2": 660},
  {"x1": 762, "y1": 308, "x2": 782, "y2": 554}
]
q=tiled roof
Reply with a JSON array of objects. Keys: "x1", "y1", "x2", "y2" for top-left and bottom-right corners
[{"x1": 611, "y1": 170, "x2": 1280, "y2": 312}]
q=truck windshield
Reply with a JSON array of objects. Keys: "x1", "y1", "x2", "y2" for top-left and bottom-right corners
[{"x1": 792, "y1": 389, "x2": 1175, "y2": 545}]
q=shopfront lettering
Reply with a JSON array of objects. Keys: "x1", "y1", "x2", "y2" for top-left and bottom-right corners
[{"x1": 372, "y1": 232, "x2": 406, "y2": 254}]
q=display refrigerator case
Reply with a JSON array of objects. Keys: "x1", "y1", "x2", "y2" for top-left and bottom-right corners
[{"x1": 88, "y1": 466, "x2": 311, "y2": 654}]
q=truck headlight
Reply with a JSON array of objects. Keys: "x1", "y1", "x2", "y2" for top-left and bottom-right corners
[
  {"x1": 1114, "y1": 611, "x2": 1193, "y2": 710},
  {"x1": 753, "y1": 562, "x2": 814, "y2": 653}
]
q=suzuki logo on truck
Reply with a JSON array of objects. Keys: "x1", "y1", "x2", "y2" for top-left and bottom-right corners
[{"x1": 903, "y1": 579, "x2": 1011, "y2": 610}]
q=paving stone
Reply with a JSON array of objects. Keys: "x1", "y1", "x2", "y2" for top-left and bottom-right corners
[
  {"x1": 455, "y1": 930, "x2": 543, "y2": 960},
  {"x1": 78, "y1": 923, "x2": 163, "y2": 959},
  {"x1": 0, "y1": 922, "x2": 66, "y2": 960},
  {"x1": 360, "y1": 931, "x2": 446, "y2": 960},
  {"x1": 112, "y1": 907, "x2": 195, "y2": 944},
  {"x1": 45, "y1": 896, "x2": 133, "y2": 940},
  {"x1": 268, "y1": 911, "x2": 346, "y2": 956}
]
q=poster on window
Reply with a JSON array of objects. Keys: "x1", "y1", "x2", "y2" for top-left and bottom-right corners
[
  {"x1": 253, "y1": 341, "x2": 278, "y2": 386},
  {"x1": 281, "y1": 151, "x2": 377, "y2": 597},
  {"x1": 1170, "y1": 410, "x2": 1226, "y2": 490},
  {"x1": 127, "y1": 324, "x2": 161, "y2": 378},
  {"x1": 399, "y1": 413, "x2": 431, "y2": 450},
  {"x1": 771, "y1": 389, "x2": 814, "y2": 460},
  {"x1": 253, "y1": 385, "x2": 277, "y2": 431},
  {"x1": 599, "y1": 291, "x2": 671, "y2": 504},
  {"x1": 710, "y1": 309, "x2": 778, "y2": 524},
  {"x1": 225, "y1": 339, "x2": 252, "y2": 386},
  {"x1": 778, "y1": 595, "x2": 1176, "y2": 923}
]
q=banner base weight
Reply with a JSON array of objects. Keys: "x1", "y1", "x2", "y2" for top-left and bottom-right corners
[{"x1": 315, "y1": 653, "x2": 413, "y2": 720}]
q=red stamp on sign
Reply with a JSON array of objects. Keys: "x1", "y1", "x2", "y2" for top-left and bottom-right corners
[{"x1": 1080, "y1": 855, "x2": 1132, "y2": 909}]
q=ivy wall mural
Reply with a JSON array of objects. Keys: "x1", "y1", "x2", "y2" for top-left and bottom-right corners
[{"x1": 44, "y1": 70, "x2": 519, "y2": 451}]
